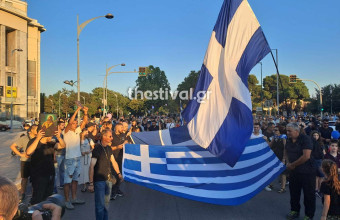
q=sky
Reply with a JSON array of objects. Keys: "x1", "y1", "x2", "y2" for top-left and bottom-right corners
[{"x1": 27, "y1": 0, "x2": 340, "y2": 98}]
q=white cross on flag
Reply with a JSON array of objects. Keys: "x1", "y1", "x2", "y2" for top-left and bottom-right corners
[{"x1": 182, "y1": 0, "x2": 271, "y2": 167}]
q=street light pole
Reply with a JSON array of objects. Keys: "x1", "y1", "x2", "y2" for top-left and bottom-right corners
[
  {"x1": 259, "y1": 62, "x2": 263, "y2": 111},
  {"x1": 330, "y1": 87, "x2": 333, "y2": 115},
  {"x1": 271, "y1": 49, "x2": 279, "y2": 115},
  {"x1": 81, "y1": 96, "x2": 85, "y2": 105},
  {"x1": 59, "y1": 92, "x2": 63, "y2": 118},
  {"x1": 10, "y1": 48, "x2": 23, "y2": 131},
  {"x1": 103, "y1": 63, "x2": 125, "y2": 115},
  {"x1": 77, "y1": 13, "x2": 113, "y2": 123},
  {"x1": 114, "y1": 94, "x2": 118, "y2": 118}
]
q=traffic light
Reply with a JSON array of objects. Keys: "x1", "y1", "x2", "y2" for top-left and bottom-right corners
[
  {"x1": 321, "y1": 106, "x2": 324, "y2": 112},
  {"x1": 289, "y1": 75, "x2": 297, "y2": 83},
  {"x1": 138, "y1": 67, "x2": 150, "y2": 77}
]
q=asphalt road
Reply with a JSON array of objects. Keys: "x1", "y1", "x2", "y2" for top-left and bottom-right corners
[{"x1": 0, "y1": 130, "x2": 324, "y2": 220}]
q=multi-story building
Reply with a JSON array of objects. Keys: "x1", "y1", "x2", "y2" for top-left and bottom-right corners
[{"x1": 0, "y1": 0, "x2": 44, "y2": 120}]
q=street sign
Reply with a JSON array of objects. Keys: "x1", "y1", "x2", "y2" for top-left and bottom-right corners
[
  {"x1": 264, "y1": 100, "x2": 273, "y2": 108},
  {"x1": 6, "y1": 86, "x2": 17, "y2": 98}
]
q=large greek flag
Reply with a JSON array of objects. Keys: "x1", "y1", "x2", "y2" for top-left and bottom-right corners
[
  {"x1": 182, "y1": 0, "x2": 271, "y2": 167},
  {"x1": 123, "y1": 137, "x2": 285, "y2": 205}
]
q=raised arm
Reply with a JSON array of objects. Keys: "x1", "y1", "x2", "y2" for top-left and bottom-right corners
[
  {"x1": 26, "y1": 130, "x2": 45, "y2": 156},
  {"x1": 80, "y1": 107, "x2": 89, "y2": 130},
  {"x1": 65, "y1": 107, "x2": 82, "y2": 133},
  {"x1": 54, "y1": 130, "x2": 65, "y2": 149}
]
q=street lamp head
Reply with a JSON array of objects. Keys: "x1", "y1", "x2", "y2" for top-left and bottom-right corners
[
  {"x1": 64, "y1": 80, "x2": 75, "y2": 86},
  {"x1": 121, "y1": 63, "x2": 126, "y2": 66},
  {"x1": 105, "y1": 13, "x2": 114, "y2": 19}
]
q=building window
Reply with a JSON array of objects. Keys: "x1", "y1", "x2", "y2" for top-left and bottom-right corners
[
  {"x1": 5, "y1": 28, "x2": 16, "y2": 67},
  {"x1": 7, "y1": 76, "x2": 12, "y2": 87},
  {"x1": 28, "y1": 60, "x2": 37, "y2": 97}
]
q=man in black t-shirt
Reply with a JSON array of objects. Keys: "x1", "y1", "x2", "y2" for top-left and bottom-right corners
[
  {"x1": 88, "y1": 129, "x2": 122, "y2": 220},
  {"x1": 26, "y1": 129, "x2": 66, "y2": 205},
  {"x1": 285, "y1": 123, "x2": 316, "y2": 220},
  {"x1": 110, "y1": 123, "x2": 128, "y2": 199},
  {"x1": 319, "y1": 119, "x2": 333, "y2": 146},
  {"x1": 149, "y1": 120, "x2": 159, "y2": 131}
]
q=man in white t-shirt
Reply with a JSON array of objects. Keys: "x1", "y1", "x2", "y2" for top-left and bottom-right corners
[
  {"x1": 63, "y1": 106, "x2": 88, "y2": 210},
  {"x1": 251, "y1": 122, "x2": 264, "y2": 139}
]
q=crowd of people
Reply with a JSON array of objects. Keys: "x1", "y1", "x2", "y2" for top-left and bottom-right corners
[
  {"x1": 253, "y1": 114, "x2": 340, "y2": 220},
  {"x1": 3, "y1": 109, "x2": 340, "y2": 220},
  {"x1": 6, "y1": 107, "x2": 186, "y2": 220}
]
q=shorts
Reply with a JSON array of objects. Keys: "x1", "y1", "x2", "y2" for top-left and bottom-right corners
[
  {"x1": 64, "y1": 157, "x2": 81, "y2": 184},
  {"x1": 315, "y1": 159, "x2": 324, "y2": 178},
  {"x1": 20, "y1": 161, "x2": 30, "y2": 178}
]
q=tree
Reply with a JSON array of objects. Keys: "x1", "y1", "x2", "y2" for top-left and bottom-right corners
[
  {"x1": 176, "y1": 70, "x2": 200, "y2": 105},
  {"x1": 134, "y1": 65, "x2": 171, "y2": 111},
  {"x1": 263, "y1": 74, "x2": 310, "y2": 108},
  {"x1": 248, "y1": 74, "x2": 262, "y2": 108},
  {"x1": 307, "y1": 84, "x2": 340, "y2": 114}
]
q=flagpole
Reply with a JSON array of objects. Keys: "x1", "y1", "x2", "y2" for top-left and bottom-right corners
[{"x1": 269, "y1": 50, "x2": 290, "y2": 117}]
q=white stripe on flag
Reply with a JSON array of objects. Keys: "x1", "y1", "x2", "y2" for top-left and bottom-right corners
[{"x1": 165, "y1": 151, "x2": 216, "y2": 159}]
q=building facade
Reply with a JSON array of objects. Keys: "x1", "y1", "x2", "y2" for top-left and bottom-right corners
[{"x1": 0, "y1": 0, "x2": 44, "y2": 120}]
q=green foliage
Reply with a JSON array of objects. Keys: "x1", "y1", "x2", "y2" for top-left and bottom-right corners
[
  {"x1": 134, "y1": 65, "x2": 171, "y2": 110},
  {"x1": 176, "y1": 70, "x2": 200, "y2": 104},
  {"x1": 263, "y1": 74, "x2": 310, "y2": 105},
  {"x1": 307, "y1": 84, "x2": 340, "y2": 114}
]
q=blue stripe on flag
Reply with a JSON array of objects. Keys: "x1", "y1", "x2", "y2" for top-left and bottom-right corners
[
  {"x1": 125, "y1": 144, "x2": 141, "y2": 156},
  {"x1": 207, "y1": 98, "x2": 253, "y2": 167},
  {"x1": 182, "y1": 64, "x2": 213, "y2": 123},
  {"x1": 169, "y1": 126, "x2": 191, "y2": 144},
  {"x1": 124, "y1": 159, "x2": 141, "y2": 172},
  {"x1": 213, "y1": 0, "x2": 243, "y2": 47},
  {"x1": 150, "y1": 153, "x2": 277, "y2": 177},
  {"x1": 235, "y1": 27, "x2": 271, "y2": 88}
]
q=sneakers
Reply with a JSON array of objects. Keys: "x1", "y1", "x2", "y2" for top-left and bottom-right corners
[
  {"x1": 277, "y1": 188, "x2": 286, "y2": 193},
  {"x1": 116, "y1": 189, "x2": 124, "y2": 197},
  {"x1": 71, "y1": 198, "x2": 86, "y2": 204},
  {"x1": 110, "y1": 193, "x2": 118, "y2": 200},
  {"x1": 265, "y1": 186, "x2": 272, "y2": 192},
  {"x1": 65, "y1": 201, "x2": 75, "y2": 210},
  {"x1": 286, "y1": 211, "x2": 299, "y2": 220},
  {"x1": 303, "y1": 216, "x2": 312, "y2": 220},
  {"x1": 57, "y1": 185, "x2": 64, "y2": 189}
]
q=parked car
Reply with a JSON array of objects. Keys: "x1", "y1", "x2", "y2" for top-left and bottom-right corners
[{"x1": 0, "y1": 124, "x2": 10, "y2": 131}]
